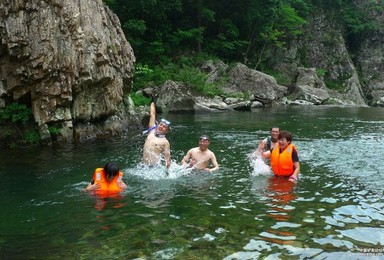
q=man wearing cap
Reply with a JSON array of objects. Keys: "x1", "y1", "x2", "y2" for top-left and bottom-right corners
[
  {"x1": 181, "y1": 135, "x2": 219, "y2": 173},
  {"x1": 142, "y1": 95, "x2": 171, "y2": 169}
]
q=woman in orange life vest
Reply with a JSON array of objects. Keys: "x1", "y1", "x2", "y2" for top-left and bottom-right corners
[
  {"x1": 261, "y1": 131, "x2": 300, "y2": 183},
  {"x1": 83, "y1": 162, "x2": 127, "y2": 197}
]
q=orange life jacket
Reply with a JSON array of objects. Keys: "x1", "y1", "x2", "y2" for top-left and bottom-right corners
[
  {"x1": 92, "y1": 168, "x2": 124, "y2": 197},
  {"x1": 270, "y1": 143, "x2": 296, "y2": 176}
]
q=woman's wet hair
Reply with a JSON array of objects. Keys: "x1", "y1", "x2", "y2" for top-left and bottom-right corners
[
  {"x1": 278, "y1": 131, "x2": 292, "y2": 142},
  {"x1": 104, "y1": 162, "x2": 119, "y2": 179}
]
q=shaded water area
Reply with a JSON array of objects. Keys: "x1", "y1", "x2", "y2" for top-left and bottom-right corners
[{"x1": 1, "y1": 106, "x2": 384, "y2": 259}]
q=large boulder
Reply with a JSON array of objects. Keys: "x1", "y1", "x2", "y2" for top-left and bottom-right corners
[
  {"x1": 0, "y1": 0, "x2": 135, "y2": 142},
  {"x1": 154, "y1": 80, "x2": 233, "y2": 113},
  {"x1": 290, "y1": 67, "x2": 330, "y2": 105},
  {"x1": 194, "y1": 96, "x2": 232, "y2": 112},
  {"x1": 142, "y1": 80, "x2": 233, "y2": 114},
  {"x1": 155, "y1": 80, "x2": 196, "y2": 113},
  {"x1": 224, "y1": 63, "x2": 286, "y2": 105}
]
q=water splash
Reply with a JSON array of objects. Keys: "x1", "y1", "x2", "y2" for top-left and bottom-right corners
[
  {"x1": 127, "y1": 161, "x2": 193, "y2": 180},
  {"x1": 249, "y1": 150, "x2": 271, "y2": 176}
]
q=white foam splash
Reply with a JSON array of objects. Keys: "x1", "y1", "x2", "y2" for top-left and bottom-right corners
[
  {"x1": 249, "y1": 151, "x2": 271, "y2": 176},
  {"x1": 129, "y1": 161, "x2": 193, "y2": 180}
]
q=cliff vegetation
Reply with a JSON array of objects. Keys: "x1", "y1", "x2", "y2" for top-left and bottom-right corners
[{"x1": 1, "y1": 0, "x2": 383, "y2": 147}]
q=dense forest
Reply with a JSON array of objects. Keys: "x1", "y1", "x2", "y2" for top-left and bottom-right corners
[
  {"x1": 1, "y1": 0, "x2": 382, "y2": 147},
  {"x1": 103, "y1": 0, "x2": 382, "y2": 92}
]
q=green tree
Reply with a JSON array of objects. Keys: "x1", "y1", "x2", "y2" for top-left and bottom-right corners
[{"x1": 103, "y1": 0, "x2": 382, "y2": 89}]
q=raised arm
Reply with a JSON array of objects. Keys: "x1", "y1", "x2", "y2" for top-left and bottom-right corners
[{"x1": 148, "y1": 101, "x2": 157, "y2": 128}]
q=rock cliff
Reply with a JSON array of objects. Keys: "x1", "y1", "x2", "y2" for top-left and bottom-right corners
[
  {"x1": 1, "y1": 1, "x2": 383, "y2": 146},
  {"x1": 0, "y1": 0, "x2": 135, "y2": 143},
  {"x1": 354, "y1": 0, "x2": 384, "y2": 106},
  {"x1": 269, "y1": 11, "x2": 366, "y2": 106}
]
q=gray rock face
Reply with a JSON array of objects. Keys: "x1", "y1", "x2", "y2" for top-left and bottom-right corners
[
  {"x1": 225, "y1": 63, "x2": 286, "y2": 104},
  {"x1": 270, "y1": 12, "x2": 367, "y2": 106},
  {"x1": 299, "y1": 14, "x2": 366, "y2": 106},
  {"x1": 355, "y1": 6, "x2": 384, "y2": 107},
  {"x1": 201, "y1": 60, "x2": 228, "y2": 84},
  {"x1": 194, "y1": 96, "x2": 232, "y2": 112},
  {"x1": 342, "y1": 0, "x2": 384, "y2": 106},
  {"x1": 156, "y1": 80, "x2": 196, "y2": 113},
  {"x1": 0, "y1": 0, "x2": 135, "y2": 142},
  {"x1": 291, "y1": 67, "x2": 330, "y2": 105}
]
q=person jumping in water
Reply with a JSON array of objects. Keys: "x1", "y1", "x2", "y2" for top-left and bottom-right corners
[{"x1": 142, "y1": 95, "x2": 171, "y2": 170}]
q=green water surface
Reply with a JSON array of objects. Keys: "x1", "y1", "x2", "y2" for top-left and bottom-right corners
[{"x1": 1, "y1": 106, "x2": 383, "y2": 259}]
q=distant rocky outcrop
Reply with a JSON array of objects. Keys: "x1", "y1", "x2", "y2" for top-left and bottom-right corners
[
  {"x1": 139, "y1": 80, "x2": 232, "y2": 114},
  {"x1": 268, "y1": 11, "x2": 375, "y2": 107},
  {"x1": 354, "y1": 1, "x2": 384, "y2": 107},
  {"x1": 289, "y1": 67, "x2": 329, "y2": 105},
  {"x1": 149, "y1": 8, "x2": 382, "y2": 110},
  {"x1": 139, "y1": 59, "x2": 369, "y2": 114},
  {"x1": 0, "y1": 0, "x2": 135, "y2": 143}
]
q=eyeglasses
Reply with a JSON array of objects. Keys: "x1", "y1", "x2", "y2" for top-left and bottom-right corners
[{"x1": 160, "y1": 119, "x2": 171, "y2": 126}]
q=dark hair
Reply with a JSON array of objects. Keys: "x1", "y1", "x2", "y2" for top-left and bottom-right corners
[
  {"x1": 104, "y1": 162, "x2": 119, "y2": 179},
  {"x1": 270, "y1": 127, "x2": 279, "y2": 131},
  {"x1": 199, "y1": 135, "x2": 210, "y2": 141},
  {"x1": 278, "y1": 131, "x2": 292, "y2": 142}
]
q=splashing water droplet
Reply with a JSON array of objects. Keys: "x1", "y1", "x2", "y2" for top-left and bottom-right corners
[{"x1": 249, "y1": 151, "x2": 271, "y2": 176}]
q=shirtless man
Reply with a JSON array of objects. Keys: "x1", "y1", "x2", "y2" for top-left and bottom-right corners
[
  {"x1": 142, "y1": 96, "x2": 171, "y2": 169},
  {"x1": 181, "y1": 135, "x2": 219, "y2": 173},
  {"x1": 258, "y1": 127, "x2": 279, "y2": 152}
]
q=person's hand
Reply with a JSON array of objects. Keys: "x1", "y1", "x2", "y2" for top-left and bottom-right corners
[
  {"x1": 119, "y1": 182, "x2": 128, "y2": 189},
  {"x1": 188, "y1": 159, "x2": 196, "y2": 168},
  {"x1": 87, "y1": 183, "x2": 101, "y2": 191},
  {"x1": 289, "y1": 175, "x2": 298, "y2": 183},
  {"x1": 151, "y1": 94, "x2": 158, "y2": 103}
]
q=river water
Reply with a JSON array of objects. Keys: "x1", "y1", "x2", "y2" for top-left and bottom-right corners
[{"x1": 1, "y1": 106, "x2": 384, "y2": 259}]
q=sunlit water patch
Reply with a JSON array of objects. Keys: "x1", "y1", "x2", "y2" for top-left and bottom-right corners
[{"x1": 299, "y1": 136, "x2": 384, "y2": 198}]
